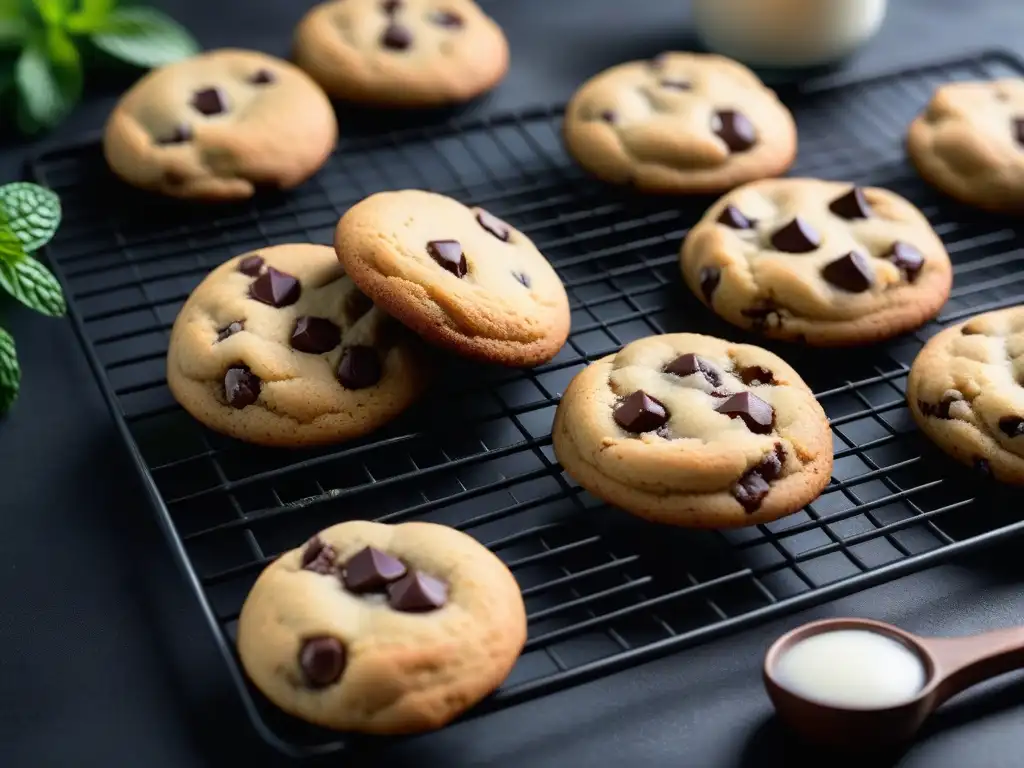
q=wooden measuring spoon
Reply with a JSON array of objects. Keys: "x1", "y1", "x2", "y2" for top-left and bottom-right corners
[{"x1": 763, "y1": 617, "x2": 1024, "y2": 749}]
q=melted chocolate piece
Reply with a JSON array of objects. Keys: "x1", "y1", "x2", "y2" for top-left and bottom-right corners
[
  {"x1": 739, "y1": 365, "x2": 775, "y2": 386},
  {"x1": 770, "y1": 218, "x2": 820, "y2": 253},
  {"x1": 427, "y1": 239, "x2": 467, "y2": 277},
  {"x1": 238, "y1": 255, "x2": 264, "y2": 276},
  {"x1": 512, "y1": 271, "x2": 531, "y2": 288},
  {"x1": 388, "y1": 571, "x2": 448, "y2": 612},
  {"x1": 382, "y1": 23, "x2": 413, "y2": 50},
  {"x1": 718, "y1": 205, "x2": 755, "y2": 230},
  {"x1": 476, "y1": 209, "x2": 510, "y2": 241},
  {"x1": 699, "y1": 267, "x2": 721, "y2": 304},
  {"x1": 250, "y1": 267, "x2": 301, "y2": 307},
  {"x1": 291, "y1": 317, "x2": 341, "y2": 354},
  {"x1": 733, "y1": 444, "x2": 785, "y2": 512},
  {"x1": 216, "y1": 321, "x2": 244, "y2": 342},
  {"x1": 711, "y1": 110, "x2": 756, "y2": 152},
  {"x1": 224, "y1": 366, "x2": 260, "y2": 408},
  {"x1": 664, "y1": 353, "x2": 722, "y2": 388},
  {"x1": 828, "y1": 188, "x2": 872, "y2": 220},
  {"x1": 157, "y1": 124, "x2": 192, "y2": 145},
  {"x1": 299, "y1": 637, "x2": 346, "y2": 687},
  {"x1": 342, "y1": 547, "x2": 407, "y2": 593},
  {"x1": 716, "y1": 391, "x2": 774, "y2": 434},
  {"x1": 301, "y1": 536, "x2": 338, "y2": 575},
  {"x1": 999, "y1": 416, "x2": 1024, "y2": 438},
  {"x1": 337, "y1": 346, "x2": 382, "y2": 389},
  {"x1": 917, "y1": 390, "x2": 963, "y2": 420},
  {"x1": 821, "y1": 251, "x2": 873, "y2": 293},
  {"x1": 884, "y1": 242, "x2": 925, "y2": 282},
  {"x1": 613, "y1": 391, "x2": 669, "y2": 434},
  {"x1": 191, "y1": 87, "x2": 228, "y2": 116},
  {"x1": 430, "y1": 9, "x2": 463, "y2": 27},
  {"x1": 248, "y1": 69, "x2": 275, "y2": 85}
]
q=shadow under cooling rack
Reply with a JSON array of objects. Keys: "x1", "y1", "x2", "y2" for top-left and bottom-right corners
[{"x1": 26, "y1": 50, "x2": 1024, "y2": 758}]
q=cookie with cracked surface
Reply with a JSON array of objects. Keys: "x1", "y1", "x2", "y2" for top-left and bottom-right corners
[
  {"x1": 907, "y1": 79, "x2": 1024, "y2": 213},
  {"x1": 681, "y1": 178, "x2": 953, "y2": 347},
  {"x1": 334, "y1": 189, "x2": 570, "y2": 367},
  {"x1": 293, "y1": 0, "x2": 509, "y2": 107},
  {"x1": 103, "y1": 49, "x2": 337, "y2": 200},
  {"x1": 552, "y1": 333, "x2": 832, "y2": 528},
  {"x1": 563, "y1": 52, "x2": 797, "y2": 194},
  {"x1": 907, "y1": 307, "x2": 1024, "y2": 484},
  {"x1": 237, "y1": 520, "x2": 527, "y2": 733},
  {"x1": 166, "y1": 244, "x2": 429, "y2": 447}
]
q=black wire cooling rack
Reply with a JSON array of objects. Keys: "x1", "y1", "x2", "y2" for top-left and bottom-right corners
[{"x1": 26, "y1": 50, "x2": 1024, "y2": 759}]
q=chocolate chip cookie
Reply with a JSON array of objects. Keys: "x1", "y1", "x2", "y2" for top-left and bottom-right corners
[
  {"x1": 293, "y1": 0, "x2": 509, "y2": 107},
  {"x1": 334, "y1": 190, "x2": 571, "y2": 367},
  {"x1": 681, "y1": 178, "x2": 953, "y2": 347},
  {"x1": 907, "y1": 79, "x2": 1024, "y2": 213},
  {"x1": 166, "y1": 244, "x2": 429, "y2": 447},
  {"x1": 237, "y1": 520, "x2": 527, "y2": 733},
  {"x1": 907, "y1": 306, "x2": 1024, "y2": 484},
  {"x1": 552, "y1": 333, "x2": 832, "y2": 528},
  {"x1": 103, "y1": 49, "x2": 337, "y2": 200},
  {"x1": 562, "y1": 52, "x2": 797, "y2": 194}
]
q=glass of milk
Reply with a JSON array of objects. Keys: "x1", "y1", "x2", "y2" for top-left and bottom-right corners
[{"x1": 691, "y1": 0, "x2": 888, "y2": 69}]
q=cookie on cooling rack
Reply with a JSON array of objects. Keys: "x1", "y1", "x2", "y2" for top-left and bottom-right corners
[
  {"x1": 907, "y1": 306, "x2": 1024, "y2": 484},
  {"x1": 334, "y1": 189, "x2": 570, "y2": 367},
  {"x1": 680, "y1": 178, "x2": 953, "y2": 346},
  {"x1": 908, "y1": 79, "x2": 1024, "y2": 213},
  {"x1": 237, "y1": 520, "x2": 527, "y2": 734},
  {"x1": 103, "y1": 49, "x2": 337, "y2": 200},
  {"x1": 293, "y1": 0, "x2": 509, "y2": 107},
  {"x1": 552, "y1": 333, "x2": 833, "y2": 528},
  {"x1": 563, "y1": 52, "x2": 797, "y2": 194},
  {"x1": 166, "y1": 244, "x2": 430, "y2": 447}
]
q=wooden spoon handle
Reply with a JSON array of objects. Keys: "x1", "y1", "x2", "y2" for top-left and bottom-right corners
[{"x1": 919, "y1": 627, "x2": 1024, "y2": 705}]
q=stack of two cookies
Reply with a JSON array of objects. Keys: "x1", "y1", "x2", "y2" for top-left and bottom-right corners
[{"x1": 166, "y1": 190, "x2": 570, "y2": 447}]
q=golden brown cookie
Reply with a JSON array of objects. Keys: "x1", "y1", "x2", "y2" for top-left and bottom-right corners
[
  {"x1": 552, "y1": 333, "x2": 833, "y2": 528},
  {"x1": 237, "y1": 520, "x2": 527, "y2": 734},
  {"x1": 166, "y1": 244, "x2": 429, "y2": 447},
  {"x1": 907, "y1": 79, "x2": 1024, "y2": 213},
  {"x1": 334, "y1": 190, "x2": 570, "y2": 367},
  {"x1": 563, "y1": 52, "x2": 797, "y2": 194},
  {"x1": 907, "y1": 306, "x2": 1024, "y2": 484},
  {"x1": 293, "y1": 0, "x2": 509, "y2": 107},
  {"x1": 103, "y1": 49, "x2": 337, "y2": 200},
  {"x1": 681, "y1": 178, "x2": 953, "y2": 347}
]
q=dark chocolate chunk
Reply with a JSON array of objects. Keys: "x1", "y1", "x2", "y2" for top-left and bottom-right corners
[
  {"x1": 343, "y1": 547, "x2": 408, "y2": 593},
  {"x1": 224, "y1": 366, "x2": 260, "y2": 409},
  {"x1": 427, "y1": 239, "x2": 467, "y2": 277},
  {"x1": 821, "y1": 251, "x2": 873, "y2": 293},
  {"x1": 733, "y1": 444, "x2": 785, "y2": 512},
  {"x1": 250, "y1": 267, "x2": 301, "y2": 307},
  {"x1": 381, "y1": 0, "x2": 402, "y2": 12},
  {"x1": 157, "y1": 124, "x2": 192, "y2": 145},
  {"x1": 660, "y1": 79, "x2": 692, "y2": 90},
  {"x1": 381, "y1": 23, "x2": 413, "y2": 50},
  {"x1": 291, "y1": 316, "x2": 341, "y2": 354},
  {"x1": 716, "y1": 391, "x2": 774, "y2": 434},
  {"x1": 711, "y1": 110, "x2": 756, "y2": 153},
  {"x1": 999, "y1": 416, "x2": 1024, "y2": 438},
  {"x1": 613, "y1": 390, "x2": 669, "y2": 434},
  {"x1": 739, "y1": 365, "x2": 775, "y2": 386},
  {"x1": 248, "y1": 69, "x2": 275, "y2": 85},
  {"x1": 301, "y1": 536, "x2": 338, "y2": 575},
  {"x1": 718, "y1": 205, "x2": 755, "y2": 230},
  {"x1": 299, "y1": 637, "x2": 346, "y2": 687},
  {"x1": 975, "y1": 457, "x2": 993, "y2": 477},
  {"x1": 216, "y1": 321, "x2": 244, "y2": 342},
  {"x1": 884, "y1": 242, "x2": 925, "y2": 281},
  {"x1": 476, "y1": 209, "x2": 510, "y2": 241},
  {"x1": 770, "y1": 218, "x2": 820, "y2": 253},
  {"x1": 430, "y1": 9, "x2": 463, "y2": 27},
  {"x1": 388, "y1": 571, "x2": 448, "y2": 612},
  {"x1": 918, "y1": 390, "x2": 962, "y2": 420},
  {"x1": 1014, "y1": 117, "x2": 1024, "y2": 147},
  {"x1": 664, "y1": 353, "x2": 722, "y2": 388},
  {"x1": 191, "y1": 87, "x2": 228, "y2": 116},
  {"x1": 699, "y1": 266, "x2": 721, "y2": 304},
  {"x1": 238, "y1": 255, "x2": 264, "y2": 276},
  {"x1": 337, "y1": 345, "x2": 381, "y2": 389},
  {"x1": 828, "y1": 187, "x2": 872, "y2": 220},
  {"x1": 512, "y1": 271, "x2": 531, "y2": 288}
]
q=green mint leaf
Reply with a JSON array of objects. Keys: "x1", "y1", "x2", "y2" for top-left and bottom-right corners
[
  {"x1": 0, "y1": 254, "x2": 66, "y2": 316},
  {"x1": 0, "y1": 224, "x2": 28, "y2": 264},
  {"x1": 15, "y1": 27, "x2": 82, "y2": 130},
  {"x1": 32, "y1": 0, "x2": 70, "y2": 25},
  {"x1": 0, "y1": 326, "x2": 20, "y2": 415},
  {"x1": 90, "y1": 8, "x2": 199, "y2": 68},
  {"x1": 65, "y1": 0, "x2": 115, "y2": 33},
  {"x1": 0, "y1": 183, "x2": 62, "y2": 252}
]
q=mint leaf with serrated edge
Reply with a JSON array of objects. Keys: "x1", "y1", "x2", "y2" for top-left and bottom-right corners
[
  {"x1": 15, "y1": 27, "x2": 82, "y2": 130},
  {"x1": 90, "y1": 7, "x2": 199, "y2": 68},
  {"x1": 0, "y1": 183, "x2": 62, "y2": 252},
  {"x1": 0, "y1": 326, "x2": 19, "y2": 414},
  {"x1": 0, "y1": 254, "x2": 66, "y2": 316}
]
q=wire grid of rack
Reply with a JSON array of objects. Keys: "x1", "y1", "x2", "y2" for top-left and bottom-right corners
[{"x1": 26, "y1": 51, "x2": 1024, "y2": 758}]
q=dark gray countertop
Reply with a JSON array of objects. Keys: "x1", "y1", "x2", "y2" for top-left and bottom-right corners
[{"x1": 3, "y1": 2, "x2": 1024, "y2": 766}]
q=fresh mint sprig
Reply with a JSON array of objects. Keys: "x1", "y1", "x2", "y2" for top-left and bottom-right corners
[
  {"x1": 3, "y1": 0, "x2": 199, "y2": 134},
  {"x1": 0, "y1": 181, "x2": 65, "y2": 414}
]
